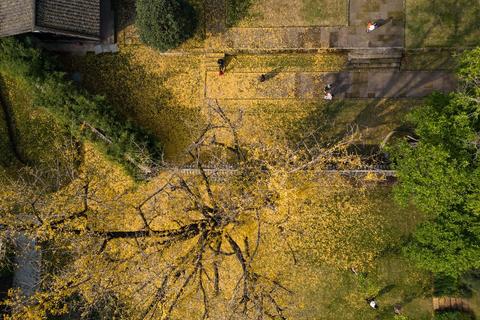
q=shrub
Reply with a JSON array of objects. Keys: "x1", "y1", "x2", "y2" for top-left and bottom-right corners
[
  {"x1": 136, "y1": 0, "x2": 196, "y2": 51},
  {"x1": 434, "y1": 310, "x2": 474, "y2": 320},
  {"x1": 434, "y1": 274, "x2": 473, "y2": 297},
  {"x1": 0, "y1": 38, "x2": 162, "y2": 179},
  {"x1": 226, "y1": 0, "x2": 253, "y2": 26}
]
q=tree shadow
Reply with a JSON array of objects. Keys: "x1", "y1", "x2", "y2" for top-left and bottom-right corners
[
  {"x1": 286, "y1": 100, "x2": 346, "y2": 151},
  {"x1": 60, "y1": 52, "x2": 206, "y2": 163},
  {"x1": 407, "y1": 0, "x2": 480, "y2": 47},
  {"x1": 225, "y1": 0, "x2": 255, "y2": 27},
  {"x1": 0, "y1": 76, "x2": 82, "y2": 189},
  {"x1": 402, "y1": 50, "x2": 458, "y2": 71},
  {"x1": 113, "y1": 0, "x2": 136, "y2": 31},
  {"x1": 0, "y1": 77, "x2": 27, "y2": 166},
  {"x1": 287, "y1": 97, "x2": 420, "y2": 165},
  {"x1": 377, "y1": 284, "x2": 396, "y2": 297}
]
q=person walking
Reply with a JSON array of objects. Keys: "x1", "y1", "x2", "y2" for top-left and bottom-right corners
[
  {"x1": 218, "y1": 58, "x2": 226, "y2": 76},
  {"x1": 366, "y1": 21, "x2": 377, "y2": 33},
  {"x1": 323, "y1": 83, "x2": 334, "y2": 100},
  {"x1": 366, "y1": 297, "x2": 379, "y2": 309},
  {"x1": 367, "y1": 17, "x2": 393, "y2": 33},
  {"x1": 324, "y1": 92, "x2": 333, "y2": 100}
]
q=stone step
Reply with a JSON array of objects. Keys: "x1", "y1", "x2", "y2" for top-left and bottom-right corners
[
  {"x1": 349, "y1": 58, "x2": 401, "y2": 64},
  {"x1": 204, "y1": 54, "x2": 227, "y2": 70},
  {"x1": 348, "y1": 63, "x2": 400, "y2": 70},
  {"x1": 348, "y1": 60, "x2": 401, "y2": 69},
  {"x1": 348, "y1": 48, "x2": 403, "y2": 60},
  {"x1": 433, "y1": 296, "x2": 472, "y2": 312}
]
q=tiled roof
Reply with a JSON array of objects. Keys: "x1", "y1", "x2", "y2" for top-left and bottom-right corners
[
  {"x1": 35, "y1": 0, "x2": 101, "y2": 37},
  {"x1": 0, "y1": 0, "x2": 100, "y2": 38},
  {"x1": 0, "y1": 0, "x2": 34, "y2": 37}
]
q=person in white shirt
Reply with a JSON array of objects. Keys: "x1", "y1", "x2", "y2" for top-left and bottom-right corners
[
  {"x1": 367, "y1": 21, "x2": 377, "y2": 32},
  {"x1": 366, "y1": 297, "x2": 379, "y2": 309},
  {"x1": 323, "y1": 83, "x2": 334, "y2": 100}
]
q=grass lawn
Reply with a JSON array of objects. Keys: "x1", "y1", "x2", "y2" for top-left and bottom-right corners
[
  {"x1": 223, "y1": 53, "x2": 347, "y2": 72},
  {"x1": 254, "y1": 186, "x2": 433, "y2": 319},
  {"x1": 61, "y1": 48, "x2": 206, "y2": 163},
  {"x1": 61, "y1": 51, "x2": 351, "y2": 163},
  {"x1": 227, "y1": 0, "x2": 349, "y2": 27},
  {"x1": 219, "y1": 99, "x2": 417, "y2": 148},
  {"x1": 287, "y1": 255, "x2": 433, "y2": 320},
  {"x1": 0, "y1": 74, "x2": 79, "y2": 185},
  {"x1": 0, "y1": 91, "x2": 13, "y2": 166},
  {"x1": 401, "y1": 50, "x2": 458, "y2": 71},
  {"x1": 0, "y1": 76, "x2": 58, "y2": 165},
  {"x1": 406, "y1": 0, "x2": 480, "y2": 47}
]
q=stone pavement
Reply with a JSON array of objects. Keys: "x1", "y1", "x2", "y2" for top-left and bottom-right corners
[
  {"x1": 202, "y1": 0, "x2": 457, "y2": 101},
  {"x1": 346, "y1": 0, "x2": 404, "y2": 48},
  {"x1": 205, "y1": 0, "x2": 405, "y2": 50},
  {"x1": 206, "y1": 71, "x2": 456, "y2": 99}
]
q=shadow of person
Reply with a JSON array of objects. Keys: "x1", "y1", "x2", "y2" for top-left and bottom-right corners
[
  {"x1": 377, "y1": 284, "x2": 396, "y2": 297},
  {"x1": 259, "y1": 67, "x2": 284, "y2": 82},
  {"x1": 264, "y1": 67, "x2": 283, "y2": 81},
  {"x1": 374, "y1": 17, "x2": 393, "y2": 29}
]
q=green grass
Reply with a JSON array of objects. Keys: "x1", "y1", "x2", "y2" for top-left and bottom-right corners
[
  {"x1": 288, "y1": 256, "x2": 433, "y2": 320},
  {"x1": 0, "y1": 74, "x2": 79, "y2": 184},
  {"x1": 406, "y1": 0, "x2": 480, "y2": 48},
  {"x1": 0, "y1": 101, "x2": 14, "y2": 166},
  {"x1": 221, "y1": 99, "x2": 418, "y2": 149},
  {"x1": 226, "y1": 0, "x2": 348, "y2": 27},
  {"x1": 60, "y1": 51, "x2": 206, "y2": 164},
  {"x1": 276, "y1": 186, "x2": 433, "y2": 319},
  {"x1": 401, "y1": 50, "x2": 458, "y2": 71}
]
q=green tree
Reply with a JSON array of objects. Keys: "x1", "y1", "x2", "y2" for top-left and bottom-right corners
[
  {"x1": 136, "y1": 0, "x2": 196, "y2": 51},
  {"x1": 0, "y1": 102, "x2": 382, "y2": 319},
  {"x1": 390, "y1": 49, "x2": 480, "y2": 277}
]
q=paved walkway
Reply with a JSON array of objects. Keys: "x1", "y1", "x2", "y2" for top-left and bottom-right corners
[
  {"x1": 13, "y1": 234, "x2": 40, "y2": 297},
  {"x1": 206, "y1": 71, "x2": 456, "y2": 99},
  {"x1": 205, "y1": 0, "x2": 405, "y2": 50},
  {"x1": 202, "y1": 0, "x2": 457, "y2": 101}
]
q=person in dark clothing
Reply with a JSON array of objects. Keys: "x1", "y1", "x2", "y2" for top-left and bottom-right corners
[
  {"x1": 367, "y1": 17, "x2": 393, "y2": 32},
  {"x1": 218, "y1": 58, "x2": 226, "y2": 76}
]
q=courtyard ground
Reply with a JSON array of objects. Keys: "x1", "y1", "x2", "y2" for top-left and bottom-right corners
[{"x1": 52, "y1": 0, "x2": 480, "y2": 318}]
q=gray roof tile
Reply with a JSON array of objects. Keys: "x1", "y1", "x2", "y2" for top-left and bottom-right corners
[
  {"x1": 35, "y1": 0, "x2": 100, "y2": 37},
  {"x1": 0, "y1": 0, "x2": 34, "y2": 37},
  {"x1": 0, "y1": 0, "x2": 100, "y2": 38}
]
